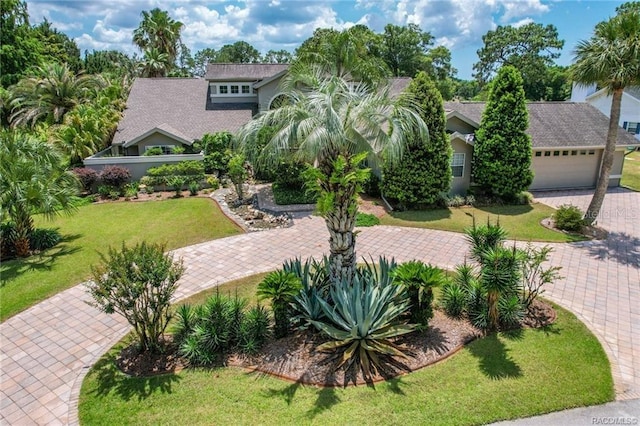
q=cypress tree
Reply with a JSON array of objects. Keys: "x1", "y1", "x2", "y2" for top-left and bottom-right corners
[
  {"x1": 473, "y1": 65, "x2": 533, "y2": 199},
  {"x1": 381, "y1": 72, "x2": 451, "y2": 209}
]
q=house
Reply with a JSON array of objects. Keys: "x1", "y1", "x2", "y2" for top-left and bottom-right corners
[
  {"x1": 571, "y1": 83, "x2": 640, "y2": 141},
  {"x1": 444, "y1": 101, "x2": 640, "y2": 193},
  {"x1": 86, "y1": 64, "x2": 640, "y2": 189}
]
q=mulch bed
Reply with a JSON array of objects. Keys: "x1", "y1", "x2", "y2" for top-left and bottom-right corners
[
  {"x1": 116, "y1": 302, "x2": 556, "y2": 385},
  {"x1": 540, "y1": 217, "x2": 608, "y2": 240}
]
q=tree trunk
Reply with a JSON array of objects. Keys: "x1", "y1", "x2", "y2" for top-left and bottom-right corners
[
  {"x1": 584, "y1": 88, "x2": 623, "y2": 225},
  {"x1": 325, "y1": 203, "x2": 357, "y2": 286},
  {"x1": 14, "y1": 207, "x2": 34, "y2": 258}
]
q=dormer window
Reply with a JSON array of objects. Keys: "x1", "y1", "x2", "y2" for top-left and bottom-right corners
[
  {"x1": 219, "y1": 85, "x2": 228, "y2": 94},
  {"x1": 209, "y1": 82, "x2": 256, "y2": 98}
]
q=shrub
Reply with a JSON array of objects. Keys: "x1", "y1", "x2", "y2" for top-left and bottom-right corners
[
  {"x1": 272, "y1": 183, "x2": 317, "y2": 205},
  {"x1": 97, "y1": 185, "x2": 120, "y2": 200},
  {"x1": 355, "y1": 213, "x2": 380, "y2": 227},
  {"x1": 514, "y1": 191, "x2": 533, "y2": 205},
  {"x1": 287, "y1": 257, "x2": 331, "y2": 328},
  {"x1": 361, "y1": 171, "x2": 381, "y2": 197},
  {"x1": 172, "y1": 145, "x2": 185, "y2": 155},
  {"x1": 73, "y1": 167, "x2": 98, "y2": 192},
  {"x1": 464, "y1": 218, "x2": 507, "y2": 262},
  {"x1": 146, "y1": 161, "x2": 205, "y2": 183},
  {"x1": 29, "y1": 228, "x2": 61, "y2": 251},
  {"x1": 99, "y1": 165, "x2": 131, "y2": 189},
  {"x1": 440, "y1": 282, "x2": 466, "y2": 317},
  {"x1": 554, "y1": 204, "x2": 584, "y2": 231},
  {"x1": 167, "y1": 176, "x2": 186, "y2": 197},
  {"x1": 446, "y1": 195, "x2": 466, "y2": 207},
  {"x1": 189, "y1": 181, "x2": 199, "y2": 196},
  {"x1": 198, "y1": 132, "x2": 233, "y2": 175},
  {"x1": 123, "y1": 182, "x2": 138, "y2": 199},
  {"x1": 520, "y1": 244, "x2": 562, "y2": 310},
  {"x1": 273, "y1": 161, "x2": 308, "y2": 188},
  {"x1": 311, "y1": 272, "x2": 414, "y2": 380},
  {"x1": 206, "y1": 176, "x2": 220, "y2": 190},
  {"x1": 228, "y1": 154, "x2": 247, "y2": 200},
  {"x1": 173, "y1": 293, "x2": 270, "y2": 364},
  {"x1": 257, "y1": 270, "x2": 302, "y2": 338},
  {"x1": 86, "y1": 242, "x2": 184, "y2": 353},
  {"x1": 143, "y1": 147, "x2": 163, "y2": 156},
  {"x1": 394, "y1": 261, "x2": 445, "y2": 330}
]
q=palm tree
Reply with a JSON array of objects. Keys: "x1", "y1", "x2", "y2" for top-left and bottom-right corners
[
  {"x1": 0, "y1": 130, "x2": 79, "y2": 257},
  {"x1": 237, "y1": 71, "x2": 427, "y2": 285},
  {"x1": 572, "y1": 9, "x2": 640, "y2": 225},
  {"x1": 133, "y1": 8, "x2": 183, "y2": 67},
  {"x1": 9, "y1": 63, "x2": 105, "y2": 127},
  {"x1": 138, "y1": 48, "x2": 171, "y2": 78}
]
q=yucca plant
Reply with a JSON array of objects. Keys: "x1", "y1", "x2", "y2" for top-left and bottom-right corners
[
  {"x1": 479, "y1": 246, "x2": 523, "y2": 330},
  {"x1": 464, "y1": 217, "x2": 507, "y2": 262},
  {"x1": 310, "y1": 274, "x2": 414, "y2": 380},
  {"x1": 257, "y1": 270, "x2": 302, "y2": 338},
  {"x1": 238, "y1": 304, "x2": 271, "y2": 355},
  {"x1": 394, "y1": 260, "x2": 445, "y2": 330}
]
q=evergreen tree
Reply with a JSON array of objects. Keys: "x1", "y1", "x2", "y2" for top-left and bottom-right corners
[
  {"x1": 473, "y1": 65, "x2": 533, "y2": 199},
  {"x1": 381, "y1": 71, "x2": 451, "y2": 209}
]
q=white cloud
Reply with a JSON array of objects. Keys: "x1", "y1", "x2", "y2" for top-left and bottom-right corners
[
  {"x1": 501, "y1": 0, "x2": 549, "y2": 23},
  {"x1": 512, "y1": 17, "x2": 534, "y2": 28}
]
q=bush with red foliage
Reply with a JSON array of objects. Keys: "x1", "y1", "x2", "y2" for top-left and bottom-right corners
[
  {"x1": 100, "y1": 166, "x2": 131, "y2": 188},
  {"x1": 73, "y1": 167, "x2": 99, "y2": 192}
]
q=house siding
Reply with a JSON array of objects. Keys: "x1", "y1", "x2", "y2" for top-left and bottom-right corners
[
  {"x1": 258, "y1": 78, "x2": 284, "y2": 111},
  {"x1": 587, "y1": 92, "x2": 640, "y2": 141},
  {"x1": 450, "y1": 138, "x2": 473, "y2": 195}
]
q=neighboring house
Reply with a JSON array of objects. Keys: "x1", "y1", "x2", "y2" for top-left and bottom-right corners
[
  {"x1": 571, "y1": 83, "x2": 640, "y2": 141},
  {"x1": 444, "y1": 101, "x2": 640, "y2": 193}
]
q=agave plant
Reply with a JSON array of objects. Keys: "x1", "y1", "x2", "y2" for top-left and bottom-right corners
[
  {"x1": 310, "y1": 274, "x2": 414, "y2": 380},
  {"x1": 257, "y1": 270, "x2": 302, "y2": 338}
]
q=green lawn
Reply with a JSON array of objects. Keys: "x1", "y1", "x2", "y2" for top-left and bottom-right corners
[
  {"x1": 79, "y1": 275, "x2": 613, "y2": 426},
  {"x1": 621, "y1": 150, "x2": 640, "y2": 191},
  {"x1": 380, "y1": 203, "x2": 584, "y2": 243},
  {"x1": 0, "y1": 198, "x2": 242, "y2": 321}
]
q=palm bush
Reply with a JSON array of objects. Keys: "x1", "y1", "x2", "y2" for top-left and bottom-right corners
[
  {"x1": 173, "y1": 293, "x2": 269, "y2": 365},
  {"x1": 310, "y1": 273, "x2": 414, "y2": 380},
  {"x1": 465, "y1": 218, "x2": 507, "y2": 262},
  {"x1": 257, "y1": 270, "x2": 302, "y2": 338},
  {"x1": 480, "y1": 246, "x2": 523, "y2": 330},
  {"x1": 393, "y1": 261, "x2": 446, "y2": 330}
]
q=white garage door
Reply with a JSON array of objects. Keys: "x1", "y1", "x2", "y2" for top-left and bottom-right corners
[{"x1": 530, "y1": 149, "x2": 601, "y2": 190}]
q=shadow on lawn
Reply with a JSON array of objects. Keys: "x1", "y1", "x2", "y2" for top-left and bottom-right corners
[
  {"x1": 92, "y1": 352, "x2": 181, "y2": 402},
  {"x1": 0, "y1": 234, "x2": 82, "y2": 287},
  {"x1": 468, "y1": 333, "x2": 522, "y2": 380}
]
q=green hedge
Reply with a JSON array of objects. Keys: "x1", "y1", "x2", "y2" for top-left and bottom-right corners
[{"x1": 143, "y1": 161, "x2": 205, "y2": 186}]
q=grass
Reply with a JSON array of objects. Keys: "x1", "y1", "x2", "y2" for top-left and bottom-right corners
[
  {"x1": 79, "y1": 274, "x2": 613, "y2": 426},
  {"x1": 621, "y1": 150, "x2": 640, "y2": 191},
  {"x1": 355, "y1": 212, "x2": 380, "y2": 227},
  {"x1": 272, "y1": 183, "x2": 317, "y2": 205},
  {"x1": 380, "y1": 203, "x2": 585, "y2": 243},
  {"x1": 0, "y1": 198, "x2": 242, "y2": 321}
]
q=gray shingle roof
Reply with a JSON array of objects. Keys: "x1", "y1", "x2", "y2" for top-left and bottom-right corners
[
  {"x1": 204, "y1": 63, "x2": 290, "y2": 81},
  {"x1": 388, "y1": 77, "x2": 411, "y2": 98},
  {"x1": 113, "y1": 78, "x2": 253, "y2": 146},
  {"x1": 625, "y1": 86, "x2": 640, "y2": 100},
  {"x1": 444, "y1": 101, "x2": 640, "y2": 148}
]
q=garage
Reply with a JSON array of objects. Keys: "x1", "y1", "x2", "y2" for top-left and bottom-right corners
[{"x1": 530, "y1": 149, "x2": 601, "y2": 190}]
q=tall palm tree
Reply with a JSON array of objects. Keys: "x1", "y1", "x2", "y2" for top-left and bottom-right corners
[
  {"x1": 9, "y1": 63, "x2": 105, "y2": 127},
  {"x1": 138, "y1": 48, "x2": 171, "y2": 78},
  {"x1": 237, "y1": 71, "x2": 427, "y2": 285},
  {"x1": 133, "y1": 8, "x2": 183, "y2": 68},
  {"x1": 572, "y1": 9, "x2": 640, "y2": 225},
  {"x1": 0, "y1": 130, "x2": 79, "y2": 257}
]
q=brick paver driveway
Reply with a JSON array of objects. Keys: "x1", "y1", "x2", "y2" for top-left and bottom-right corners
[{"x1": 1, "y1": 189, "x2": 638, "y2": 424}]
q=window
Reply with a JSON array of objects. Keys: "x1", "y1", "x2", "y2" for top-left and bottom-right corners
[
  {"x1": 145, "y1": 145, "x2": 175, "y2": 155},
  {"x1": 210, "y1": 85, "x2": 217, "y2": 95},
  {"x1": 624, "y1": 122, "x2": 639, "y2": 134},
  {"x1": 571, "y1": 150, "x2": 577, "y2": 156},
  {"x1": 580, "y1": 150, "x2": 587, "y2": 155},
  {"x1": 230, "y1": 85, "x2": 239, "y2": 94},
  {"x1": 242, "y1": 85, "x2": 251, "y2": 94},
  {"x1": 544, "y1": 151, "x2": 551, "y2": 157},
  {"x1": 219, "y1": 85, "x2": 228, "y2": 94},
  {"x1": 535, "y1": 151, "x2": 542, "y2": 157},
  {"x1": 562, "y1": 150, "x2": 569, "y2": 156},
  {"x1": 588, "y1": 150, "x2": 595, "y2": 155},
  {"x1": 451, "y1": 153, "x2": 465, "y2": 178},
  {"x1": 553, "y1": 151, "x2": 560, "y2": 156}
]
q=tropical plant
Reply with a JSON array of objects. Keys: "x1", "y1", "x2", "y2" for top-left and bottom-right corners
[
  {"x1": 393, "y1": 261, "x2": 446, "y2": 330},
  {"x1": 310, "y1": 273, "x2": 414, "y2": 380},
  {"x1": 479, "y1": 246, "x2": 523, "y2": 331},
  {"x1": 464, "y1": 218, "x2": 508, "y2": 262},
  {"x1": 138, "y1": 48, "x2": 172, "y2": 78},
  {"x1": 86, "y1": 242, "x2": 184, "y2": 353},
  {"x1": 237, "y1": 71, "x2": 427, "y2": 285},
  {"x1": 572, "y1": 7, "x2": 640, "y2": 225},
  {"x1": 257, "y1": 270, "x2": 301, "y2": 338},
  {"x1": 167, "y1": 176, "x2": 186, "y2": 197},
  {"x1": 0, "y1": 130, "x2": 79, "y2": 257},
  {"x1": 133, "y1": 8, "x2": 183, "y2": 68},
  {"x1": 9, "y1": 62, "x2": 105, "y2": 127}
]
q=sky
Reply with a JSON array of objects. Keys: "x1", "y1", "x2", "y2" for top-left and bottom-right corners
[{"x1": 25, "y1": 0, "x2": 627, "y2": 80}]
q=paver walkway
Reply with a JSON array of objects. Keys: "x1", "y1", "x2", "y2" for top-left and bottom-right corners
[{"x1": 1, "y1": 189, "x2": 638, "y2": 424}]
